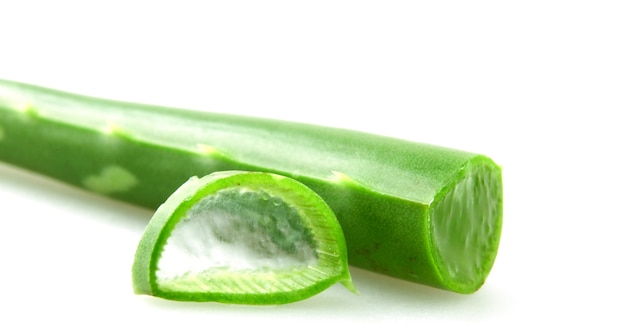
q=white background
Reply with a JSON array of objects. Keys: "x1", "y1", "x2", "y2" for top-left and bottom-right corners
[{"x1": 1, "y1": 1, "x2": 624, "y2": 332}]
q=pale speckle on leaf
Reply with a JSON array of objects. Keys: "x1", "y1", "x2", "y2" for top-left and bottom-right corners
[
  {"x1": 83, "y1": 165, "x2": 139, "y2": 194},
  {"x1": 330, "y1": 171, "x2": 354, "y2": 183},
  {"x1": 0, "y1": 88, "x2": 31, "y2": 113},
  {"x1": 196, "y1": 144, "x2": 229, "y2": 159}
]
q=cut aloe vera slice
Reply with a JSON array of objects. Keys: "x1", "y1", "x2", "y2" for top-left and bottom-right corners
[{"x1": 132, "y1": 171, "x2": 356, "y2": 304}]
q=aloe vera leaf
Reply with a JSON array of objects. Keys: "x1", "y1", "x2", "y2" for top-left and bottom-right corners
[
  {"x1": 132, "y1": 171, "x2": 355, "y2": 304},
  {"x1": 0, "y1": 79, "x2": 503, "y2": 293}
]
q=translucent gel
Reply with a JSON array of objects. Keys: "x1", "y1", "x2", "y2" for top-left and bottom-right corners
[
  {"x1": 157, "y1": 188, "x2": 318, "y2": 282},
  {"x1": 430, "y1": 163, "x2": 502, "y2": 290}
]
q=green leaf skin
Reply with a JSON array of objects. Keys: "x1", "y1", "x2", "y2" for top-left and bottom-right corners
[
  {"x1": 0, "y1": 79, "x2": 503, "y2": 294},
  {"x1": 132, "y1": 171, "x2": 355, "y2": 304}
]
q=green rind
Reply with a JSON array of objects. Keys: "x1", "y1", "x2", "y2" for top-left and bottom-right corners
[
  {"x1": 0, "y1": 79, "x2": 503, "y2": 293},
  {"x1": 132, "y1": 174, "x2": 206, "y2": 296},
  {"x1": 132, "y1": 171, "x2": 353, "y2": 304},
  {"x1": 154, "y1": 276, "x2": 347, "y2": 305}
]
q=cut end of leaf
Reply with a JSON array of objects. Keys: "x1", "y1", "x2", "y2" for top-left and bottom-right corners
[
  {"x1": 132, "y1": 171, "x2": 354, "y2": 304},
  {"x1": 429, "y1": 155, "x2": 503, "y2": 294}
]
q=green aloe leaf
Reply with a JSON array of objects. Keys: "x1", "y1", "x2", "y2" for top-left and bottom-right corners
[
  {"x1": 1, "y1": 79, "x2": 503, "y2": 293},
  {"x1": 132, "y1": 171, "x2": 356, "y2": 304}
]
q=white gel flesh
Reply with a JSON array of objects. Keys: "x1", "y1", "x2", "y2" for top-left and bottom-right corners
[{"x1": 157, "y1": 188, "x2": 318, "y2": 281}]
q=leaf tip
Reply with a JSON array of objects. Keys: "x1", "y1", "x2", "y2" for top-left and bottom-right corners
[{"x1": 340, "y1": 278, "x2": 359, "y2": 295}]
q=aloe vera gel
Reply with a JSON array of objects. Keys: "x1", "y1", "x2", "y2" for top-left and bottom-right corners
[{"x1": 0, "y1": 79, "x2": 503, "y2": 296}]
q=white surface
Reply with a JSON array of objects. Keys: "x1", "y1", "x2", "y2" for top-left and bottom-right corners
[{"x1": 1, "y1": 1, "x2": 624, "y2": 332}]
